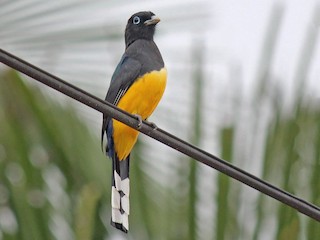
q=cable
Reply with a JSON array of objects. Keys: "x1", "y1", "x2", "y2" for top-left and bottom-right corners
[{"x1": 1, "y1": 48, "x2": 320, "y2": 222}]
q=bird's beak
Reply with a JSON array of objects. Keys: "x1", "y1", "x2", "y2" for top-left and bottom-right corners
[{"x1": 144, "y1": 15, "x2": 160, "y2": 26}]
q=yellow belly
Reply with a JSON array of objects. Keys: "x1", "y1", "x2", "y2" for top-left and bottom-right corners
[{"x1": 113, "y1": 68, "x2": 167, "y2": 160}]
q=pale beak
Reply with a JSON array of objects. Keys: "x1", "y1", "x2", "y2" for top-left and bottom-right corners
[{"x1": 144, "y1": 15, "x2": 160, "y2": 26}]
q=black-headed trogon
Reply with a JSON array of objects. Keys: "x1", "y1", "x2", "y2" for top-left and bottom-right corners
[{"x1": 101, "y1": 11, "x2": 166, "y2": 233}]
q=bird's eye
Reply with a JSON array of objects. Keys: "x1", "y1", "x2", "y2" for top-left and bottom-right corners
[{"x1": 133, "y1": 16, "x2": 140, "y2": 25}]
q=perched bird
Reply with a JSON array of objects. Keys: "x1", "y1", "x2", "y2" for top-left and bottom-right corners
[{"x1": 101, "y1": 11, "x2": 167, "y2": 233}]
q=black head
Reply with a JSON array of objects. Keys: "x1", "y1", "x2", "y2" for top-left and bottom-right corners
[{"x1": 125, "y1": 11, "x2": 160, "y2": 48}]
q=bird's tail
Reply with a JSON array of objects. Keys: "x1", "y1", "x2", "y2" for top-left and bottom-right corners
[{"x1": 111, "y1": 154, "x2": 130, "y2": 233}]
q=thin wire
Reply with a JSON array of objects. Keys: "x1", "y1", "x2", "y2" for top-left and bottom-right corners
[{"x1": 1, "y1": 48, "x2": 320, "y2": 222}]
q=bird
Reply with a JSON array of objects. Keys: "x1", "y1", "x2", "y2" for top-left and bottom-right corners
[{"x1": 101, "y1": 11, "x2": 167, "y2": 233}]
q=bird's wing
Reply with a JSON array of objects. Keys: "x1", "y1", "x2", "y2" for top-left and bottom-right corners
[{"x1": 101, "y1": 56, "x2": 141, "y2": 150}]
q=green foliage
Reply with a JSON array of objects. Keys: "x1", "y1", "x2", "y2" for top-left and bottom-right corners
[
  {"x1": 262, "y1": 105, "x2": 320, "y2": 240},
  {"x1": 216, "y1": 127, "x2": 235, "y2": 240},
  {"x1": 0, "y1": 71, "x2": 109, "y2": 240}
]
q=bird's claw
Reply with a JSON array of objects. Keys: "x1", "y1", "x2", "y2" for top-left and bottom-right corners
[
  {"x1": 132, "y1": 115, "x2": 158, "y2": 130},
  {"x1": 133, "y1": 114, "x2": 143, "y2": 129}
]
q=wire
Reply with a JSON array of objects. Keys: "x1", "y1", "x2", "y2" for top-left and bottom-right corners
[{"x1": 1, "y1": 48, "x2": 320, "y2": 222}]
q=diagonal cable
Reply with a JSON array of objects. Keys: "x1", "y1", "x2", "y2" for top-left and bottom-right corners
[{"x1": 1, "y1": 48, "x2": 320, "y2": 222}]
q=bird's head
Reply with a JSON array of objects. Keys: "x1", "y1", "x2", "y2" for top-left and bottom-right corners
[{"x1": 125, "y1": 11, "x2": 160, "y2": 48}]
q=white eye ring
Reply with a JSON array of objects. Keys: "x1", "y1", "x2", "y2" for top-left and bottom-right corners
[{"x1": 133, "y1": 16, "x2": 140, "y2": 25}]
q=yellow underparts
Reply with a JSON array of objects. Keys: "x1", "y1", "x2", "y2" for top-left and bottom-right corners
[{"x1": 113, "y1": 68, "x2": 167, "y2": 160}]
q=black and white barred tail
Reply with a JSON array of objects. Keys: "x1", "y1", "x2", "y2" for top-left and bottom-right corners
[{"x1": 111, "y1": 155, "x2": 130, "y2": 233}]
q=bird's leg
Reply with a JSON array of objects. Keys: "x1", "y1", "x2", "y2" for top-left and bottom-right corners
[{"x1": 133, "y1": 114, "x2": 143, "y2": 129}]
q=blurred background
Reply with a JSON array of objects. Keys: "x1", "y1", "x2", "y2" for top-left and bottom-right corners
[{"x1": 0, "y1": 0, "x2": 320, "y2": 239}]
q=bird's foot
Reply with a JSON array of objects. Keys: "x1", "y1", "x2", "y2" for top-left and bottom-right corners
[
  {"x1": 132, "y1": 115, "x2": 158, "y2": 130},
  {"x1": 133, "y1": 114, "x2": 143, "y2": 129}
]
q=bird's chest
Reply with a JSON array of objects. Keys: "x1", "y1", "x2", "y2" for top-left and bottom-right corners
[{"x1": 116, "y1": 67, "x2": 167, "y2": 119}]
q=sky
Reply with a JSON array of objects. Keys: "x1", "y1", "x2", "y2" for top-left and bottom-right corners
[{"x1": 207, "y1": 0, "x2": 319, "y2": 106}]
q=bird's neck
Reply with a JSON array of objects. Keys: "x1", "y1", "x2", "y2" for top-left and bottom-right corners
[{"x1": 125, "y1": 37, "x2": 153, "y2": 49}]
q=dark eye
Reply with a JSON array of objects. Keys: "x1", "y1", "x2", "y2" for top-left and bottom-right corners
[{"x1": 133, "y1": 16, "x2": 140, "y2": 25}]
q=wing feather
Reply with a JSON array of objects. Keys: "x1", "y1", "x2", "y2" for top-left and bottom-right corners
[{"x1": 101, "y1": 56, "x2": 141, "y2": 151}]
